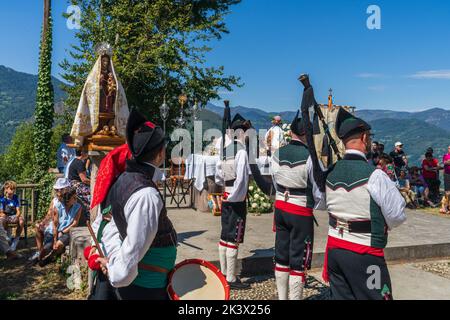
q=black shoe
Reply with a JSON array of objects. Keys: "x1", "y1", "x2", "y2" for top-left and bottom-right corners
[{"x1": 228, "y1": 278, "x2": 251, "y2": 290}]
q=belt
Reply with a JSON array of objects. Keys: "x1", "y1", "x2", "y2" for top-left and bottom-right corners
[
  {"x1": 225, "y1": 180, "x2": 236, "y2": 187},
  {"x1": 276, "y1": 184, "x2": 307, "y2": 196},
  {"x1": 138, "y1": 263, "x2": 170, "y2": 274},
  {"x1": 328, "y1": 213, "x2": 372, "y2": 234}
]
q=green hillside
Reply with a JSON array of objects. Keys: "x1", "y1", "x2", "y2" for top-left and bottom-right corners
[{"x1": 0, "y1": 65, "x2": 66, "y2": 153}]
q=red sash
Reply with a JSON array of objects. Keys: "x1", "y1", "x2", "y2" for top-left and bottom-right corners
[{"x1": 322, "y1": 235, "x2": 384, "y2": 283}]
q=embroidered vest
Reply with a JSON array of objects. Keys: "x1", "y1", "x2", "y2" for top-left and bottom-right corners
[
  {"x1": 272, "y1": 140, "x2": 314, "y2": 210},
  {"x1": 325, "y1": 154, "x2": 388, "y2": 248}
]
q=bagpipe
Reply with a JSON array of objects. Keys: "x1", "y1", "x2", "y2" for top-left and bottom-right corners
[{"x1": 299, "y1": 74, "x2": 341, "y2": 192}]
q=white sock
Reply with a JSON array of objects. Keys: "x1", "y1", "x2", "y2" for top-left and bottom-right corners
[
  {"x1": 289, "y1": 271, "x2": 305, "y2": 300},
  {"x1": 274, "y1": 264, "x2": 290, "y2": 300},
  {"x1": 218, "y1": 241, "x2": 227, "y2": 276},
  {"x1": 226, "y1": 243, "x2": 239, "y2": 283}
]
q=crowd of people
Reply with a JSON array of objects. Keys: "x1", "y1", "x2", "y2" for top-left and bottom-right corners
[
  {"x1": 367, "y1": 141, "x2": 450, "y2": 211},
  {"x1": 0, "y1": 133, "x2": 92, "y2": 262}
]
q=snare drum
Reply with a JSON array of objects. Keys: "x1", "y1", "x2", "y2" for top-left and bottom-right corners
[{"x1": 167, "y1": 259, "x2": 230, "y2": 300}]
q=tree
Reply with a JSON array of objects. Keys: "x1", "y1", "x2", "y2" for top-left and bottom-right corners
[
  {"x1": 60, "y1": 0, "x2": 242, "y2": 129},
  {"x1": 34, "y1": 0, "x2": 55, "y2": 180}
]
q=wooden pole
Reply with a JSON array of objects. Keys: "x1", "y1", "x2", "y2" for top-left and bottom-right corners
[{"x1": 42, "y1": 0, "x2": 50, "y2": 42}]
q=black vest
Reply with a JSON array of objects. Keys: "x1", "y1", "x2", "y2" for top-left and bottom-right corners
[{"x1": 102, "y1": 160, "x2": 177, "y2": 248}]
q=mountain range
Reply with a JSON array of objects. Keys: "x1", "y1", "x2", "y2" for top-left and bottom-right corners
[
  {"x1": 1, "y1": 65, "x2": 449, "y2": 166},
  {"x1": 0, "y1": 65, "x2": 66, "y2": 152}
]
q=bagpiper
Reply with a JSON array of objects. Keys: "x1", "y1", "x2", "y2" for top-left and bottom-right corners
[
  {"x1": 216, "y1": 113, "x2": 252, "y2": 290},
  {"x1": 250, "y1": 111, "x2": 325, "y2": 300},
  {"x1": 299, "y1": 76, "x2": 407, "y2": 300}
]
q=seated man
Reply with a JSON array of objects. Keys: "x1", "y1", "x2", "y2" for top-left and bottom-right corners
[
  {"x1": 397, "y1": 170, "x2": 416, "y2": 209},
  {"x1": 409, "y1": 167, "x2": 435, "y2": 208},
  {"x1": 0, "y1": 181, "x2": 24, "y2": 252},
  {"x1": 30, "y1": 179, "x2": 82, "y2": 265},
  {"x1": 66, "y1": 149, "x2": 91, "y2": 210}
]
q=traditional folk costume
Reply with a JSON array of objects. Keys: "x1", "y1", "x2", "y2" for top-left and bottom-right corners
[
  {"x1": 270, "y1": 112, "x2": 325, "y2": 300},
  {"x1": 89, "y1": 110, "x2": 177, "y2": 300},
  {"x1": 322, "y1": 109, "x2": 406, "y2": 300},
  {"x1": 216, "y1": 114, "x2": 252, "y2": 290}
]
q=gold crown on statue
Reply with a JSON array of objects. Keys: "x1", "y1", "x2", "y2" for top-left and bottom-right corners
[{"x1": 95, "y1": 42, "x2": 113, "y2": 57}]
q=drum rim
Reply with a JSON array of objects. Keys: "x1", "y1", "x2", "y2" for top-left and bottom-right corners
[{"x1": 167, "y1": 259, "x2": 230, "y2": 300}]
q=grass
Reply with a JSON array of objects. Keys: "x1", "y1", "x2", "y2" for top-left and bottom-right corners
[{"x1": 0, "y1": 226, "x2": 89, "y2": 300}]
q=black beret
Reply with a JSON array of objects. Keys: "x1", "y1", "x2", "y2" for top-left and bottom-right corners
[
  {"x1": 126, "y1": 109, "x2": 166, "y2": 160},
  {"x1": 335, "y1": 108, "x2": 371, "y2": 140},
  {"x1": 290, "y1": 111, "x2": 306, "y2": 136}
]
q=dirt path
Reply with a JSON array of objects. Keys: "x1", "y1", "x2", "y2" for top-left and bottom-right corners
[{"x1": 0, "y1": 230, "x2": 87, "y2": 300}]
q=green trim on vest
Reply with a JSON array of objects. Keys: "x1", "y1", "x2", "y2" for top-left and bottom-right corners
[
  {"x1": 327, "y1": 159, "x2": 388, "y2": 248},
  {"x1": 326, "y1": 160, "x2": 374, "y2": 192},
  {"x1": 273, "y1": 143, "x2": 309, "y2": 166},
  {"x1": 370, "y1": 198, "x2": 388, "y2": 248},
  {"x1": 274, "y1": 143, "x2": 314, "y2": 208}
]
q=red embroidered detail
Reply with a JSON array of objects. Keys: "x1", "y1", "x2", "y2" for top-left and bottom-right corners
[{"x1": 274, "y1": 266, "x2": 291, "y2": 273}]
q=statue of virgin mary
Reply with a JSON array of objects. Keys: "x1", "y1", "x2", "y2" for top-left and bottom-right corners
[{"x1": 70, "y1": 43, "x2": 129, "y2": 146}]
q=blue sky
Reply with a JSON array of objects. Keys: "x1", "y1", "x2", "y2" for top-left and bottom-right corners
[{"x1": 1, "y1": 0, "x2": 450, "y2": 112}]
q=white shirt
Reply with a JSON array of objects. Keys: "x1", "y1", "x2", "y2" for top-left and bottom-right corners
[
  {"x1": 265, "y1": 125, "x2": 284, "y2": 151},
  {"x1": 215, "y1": 142, "x2": 250, "y2": 203},
  {"x1": 91, "y1": 163, "x2": 165, "y2": 288},
  {"x1": 57, "y1": 143, "x2": 76, "y2": 168},
  {"x1": 345, "y1": 149, "x2": 407, "y2": 230},
  {"x1": 306, "y1": 156, "x2": 326, "y2": 210}
]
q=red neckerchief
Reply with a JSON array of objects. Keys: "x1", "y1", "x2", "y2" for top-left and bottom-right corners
[{"x1": 90, "y1": 144, "x2": 132, "y2": 209}]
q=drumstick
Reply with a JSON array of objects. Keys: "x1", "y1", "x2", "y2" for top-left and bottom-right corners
[{"x1": 86, "y1": 220, "x2": 105, "y2": 258}]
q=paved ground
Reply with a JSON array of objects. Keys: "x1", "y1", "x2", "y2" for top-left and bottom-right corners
[
  {"x1": 307, "y1": 260, "x2": 450, "y2": 300},
  {"x1": 170, "y1": 207, "x2": 450, "y2": 267}
]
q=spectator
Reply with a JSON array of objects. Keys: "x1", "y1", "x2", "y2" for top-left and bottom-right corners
[
  {"x1": 378, "y1": 143, "x2": 385, "y2": 155},
  {"x1": 0, "y1": 223, "x2": 16, "y2": 259},
  {"x1": 390, "y1": 142, "x2": 408, "y2": 176},
  {"x1": 443, "y1": 146, "x2": 450, "y2": 192},
  {"x1": 422, "y1": 151, "x2": 442, "y2": 202},
  {"x1": 66, "y1": 149, "x2": 91, "y2": 209},
  {"x1": 409, "y1": 167, "x2": 435, "y2": 207},
  {"x1": 367, "y1": 141, "x2": 379, "y2": 165},
  {"x1": 30, "y1": 179, "x2": 82, "y2": 265},
  {"x1": 0, "y1": 181, "x2": 24, "y2": 252},
  {"x1": 57, "y1": 134, "x2": 76, "y2": 174},
  {"x1": 377, "y1": 153, "x2": 396, "y2": 181},
  {"x1": 439, "y1": 191, "x2": 450, "y2": 215},
  {"x1": 397, "y1": 170, "x2": 417, "y2": 209},
  {"x1": 265, "y1": 115, "x2": 284, "y2": 156}
]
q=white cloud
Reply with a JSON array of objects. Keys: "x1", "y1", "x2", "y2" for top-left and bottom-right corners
[
  {"x1": 409, "y1": 70, "x2": 450, "y2": 79},
  {"x1": 356, "y1": 73, "x2": 384, "y2": 78}
]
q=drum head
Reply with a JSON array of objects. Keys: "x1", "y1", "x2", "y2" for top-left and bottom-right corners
[{"x1": 168, "y1": 260, "x2": 229, "y2": 300}]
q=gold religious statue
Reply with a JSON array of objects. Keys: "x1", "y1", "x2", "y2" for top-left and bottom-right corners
[{"x1": 70, "y1": 43, "x2": 129, "y2": 151}]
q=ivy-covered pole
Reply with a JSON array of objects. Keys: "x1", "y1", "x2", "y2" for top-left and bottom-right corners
[{"x1": 34, "y1": 0, "x2": 54, "y2": 180}]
